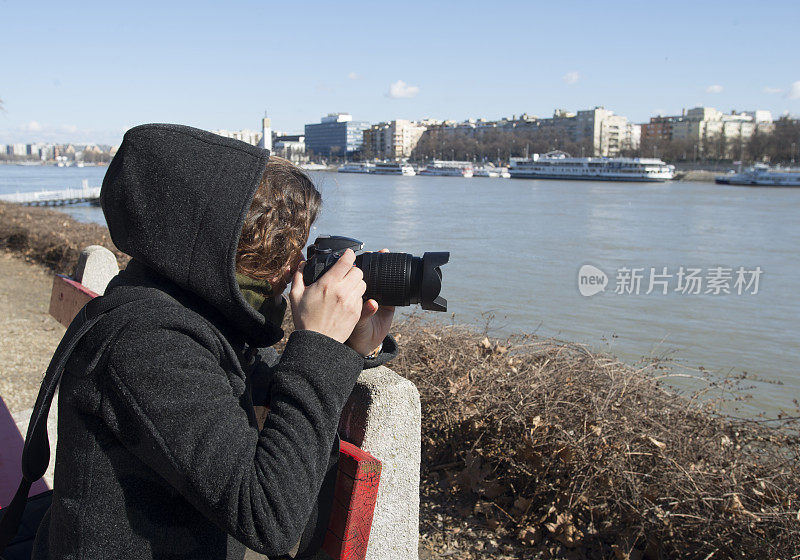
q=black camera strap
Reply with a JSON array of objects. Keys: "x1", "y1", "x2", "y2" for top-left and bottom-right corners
[{"x1": 0, "y1": 288, "x2": 156, "y2": 554}]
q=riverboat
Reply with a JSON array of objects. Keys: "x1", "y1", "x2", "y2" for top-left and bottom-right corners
[
  {"x1": 419, "y1": 160, "x2": 474, "y2": 178},
  {"x1": 509, "y1": 151, "x2": 675, "y2": 182},
  {"x1": 473, "y1": 165, "x2": 510, "y2": 178},
  {"x1": 371, "y1": 162, "x2": 416, "y2": 176},
  {"x1": 298, "y1": 162, "x2": 329, "y2": 171},
  {"x1": 337, "y1": 162, "x2": 375, "y2": 174},
  {"x1": 715, "y1": 164, "x2": 800, "y2": 187}
]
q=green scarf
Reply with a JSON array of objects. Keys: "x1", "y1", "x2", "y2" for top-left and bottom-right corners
[{"x1": 236, "y1": 272, "x2": 287, "y2": 328}]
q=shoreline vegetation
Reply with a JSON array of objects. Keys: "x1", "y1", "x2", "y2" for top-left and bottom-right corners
[{"x1": 1, "y1": 201, "x2": 798, "y2": 559}]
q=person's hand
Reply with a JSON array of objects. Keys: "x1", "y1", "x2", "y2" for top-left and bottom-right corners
[
  {"x1": 289, "y1": 249, "x2": 366, "y2": 344},
  {"x1": 345, "y1": 249, "x2": 395, "y2": 356}
]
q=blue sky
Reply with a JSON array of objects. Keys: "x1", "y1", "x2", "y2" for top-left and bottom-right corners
[{"x1": 1, "y1": 0, "x2": 799, "y2": 144}]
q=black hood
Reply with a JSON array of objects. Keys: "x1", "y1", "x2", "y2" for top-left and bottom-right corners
[{"x1": 100, "y1": 123, "x2": 280, "y2": 346}]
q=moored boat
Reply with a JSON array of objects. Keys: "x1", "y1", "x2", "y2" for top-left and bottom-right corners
[
  {"x1": 298, "y1": 162, "x2": 330, "y2": 171},
  {"x1": 419, "y1": 160, "x2": 474, "y2": 178},
  {"x1": 473, "y1": 165, "x2": 510, "y2": 178},
  {"x1": 715, "y1": 164, "x2": 800, "y2": 187},
  {"x1": 371, "y1": 162, "x2": 416, "y2": 176},
  {"x1": 509, "y1": 151, "x2": 675, "y2": 182},
  {"x1": 337, "y1": 162, "x2": 375, "y2": 174}
]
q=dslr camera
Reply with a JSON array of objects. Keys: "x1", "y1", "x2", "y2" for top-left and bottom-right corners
[{"x1": 303, "y1": 235, "x2": 449, "y2": 311}]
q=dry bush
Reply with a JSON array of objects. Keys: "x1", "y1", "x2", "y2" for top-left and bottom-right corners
[
  {"x1": 0, "y1": 201, "x2": 128, "y2": 273},
  {"x1": 393, "y1": 315, "x2": 800, "y2": 559}
]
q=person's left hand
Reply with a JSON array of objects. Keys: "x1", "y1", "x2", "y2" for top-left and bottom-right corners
[{"x1": 345, "y1": 249, "x2": 395, "y2": 356}]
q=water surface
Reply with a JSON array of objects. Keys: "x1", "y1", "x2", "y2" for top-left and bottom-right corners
[{"x1": 2, "y1": 165, "x2": 798, "y2": 415}]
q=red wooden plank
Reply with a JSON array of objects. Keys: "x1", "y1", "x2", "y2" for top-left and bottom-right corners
[
  {"x1": 48, "y1": 274, "x2": 98, "y2": 328},
  {"x1": 323, "y1": 440, "x2": 382, "y2": 560}
]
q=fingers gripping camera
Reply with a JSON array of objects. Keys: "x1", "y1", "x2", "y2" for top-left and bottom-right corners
[{"x1": 303, "y1": 235, "x2": 449, "y2": 311}]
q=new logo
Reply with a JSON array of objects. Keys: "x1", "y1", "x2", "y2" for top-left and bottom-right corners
[{"x1": 578, "y1": 264, "x2": 608, "y2": 297}]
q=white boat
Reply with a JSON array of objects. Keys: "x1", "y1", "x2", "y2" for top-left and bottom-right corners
[
  {"x1": 371, "y1": 162, "x2": 416, "y2": 176},
  {"x1": 473, "y1": 165, "x2": 510, "y2": 178},
  {"x1": 509, "y1": 151, "x2": 675, "y2": 182},
  {"x1": 337, "y1": 162, "x2": 375, "y2": 174},
  {"x1": 715, "y1": 164, "x2": 800, "y2": 187},
  {"x1": 419, "y1": 160, "x2": 474, "y2": 178},
  {"x1": 298, "y1": 162, "x2": 329, "y2": 171}
]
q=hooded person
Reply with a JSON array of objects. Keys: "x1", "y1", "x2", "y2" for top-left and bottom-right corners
[{"x1": 31, "y1": 124, "x2": 397, "y2": 559}]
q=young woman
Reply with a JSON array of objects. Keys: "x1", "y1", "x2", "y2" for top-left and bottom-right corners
[{"x1": 32, "y1": 124, "x2": 396, "y2": 559}]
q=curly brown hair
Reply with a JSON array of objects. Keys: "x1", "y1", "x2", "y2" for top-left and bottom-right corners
[{"x1": 236, "y1": 156, "x2": 321, "y2": 282}]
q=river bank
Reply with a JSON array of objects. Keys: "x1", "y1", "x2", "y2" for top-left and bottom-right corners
[
  {"x1": 1, "y1": 201, "x2": 798, "y2": 558},
  {"x1": 674, "y1": 169, "x2": 720, "y2": 182}
]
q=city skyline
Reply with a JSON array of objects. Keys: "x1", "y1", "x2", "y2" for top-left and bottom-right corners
[{"x1": 1, "y1": 0, "x2": 799, "y2": 144}]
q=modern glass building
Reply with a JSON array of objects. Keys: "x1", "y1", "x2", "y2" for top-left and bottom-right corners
[{"x1": 304, "y1": 113, "x2": 370, "y2": 157}]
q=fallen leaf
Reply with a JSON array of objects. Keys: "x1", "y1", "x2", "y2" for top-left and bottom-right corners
[
  {"x1": 545, "y1": 511, "x2": 583, "y2": 548},
  {"x1": 517, "y1": 525, "x2": 542, "y2": 545},
  {"x1": 513, "y1": 496, "x2": 533, "y2": 513}
]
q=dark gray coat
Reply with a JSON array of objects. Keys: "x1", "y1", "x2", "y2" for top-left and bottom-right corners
[{"x1": 32, "y1": 124, "x2": 395, "y2": 559}]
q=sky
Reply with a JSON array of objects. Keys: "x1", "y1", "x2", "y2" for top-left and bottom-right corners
[{"x1": 1, "y1": 0, "x2": 799, "y2": 145}]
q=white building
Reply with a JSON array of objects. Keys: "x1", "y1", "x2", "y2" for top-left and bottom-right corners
[
  {"x1": 212, "y1": 128, "x2": 262, "y2": 146},
  {"x1": 363, "y1": 120, "x2": 427, "y2": 160},
  {"x1": 212, "y1": 115, "x2": 275, "y2": 152},
  {"x1": 537, "y1": 107, "x2": 639, "y2": 157},
  {"x1": 669, "y1": 107, "x2": 774, "y2": 156},
  {"x1": 424, "y1": 108, "x2": 640, "y2": 157},
  {"x1": 273, "y1": 134, "x2": 306, "y2": 163}
]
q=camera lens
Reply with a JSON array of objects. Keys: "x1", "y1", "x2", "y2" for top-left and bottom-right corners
[{"x1": 355, "y1": 252, "x2": 448, "y2": 311}]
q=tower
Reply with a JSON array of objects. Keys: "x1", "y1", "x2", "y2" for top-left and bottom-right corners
[{"x1": 258, "y1": 112, "x2": 272, "y2": 152}]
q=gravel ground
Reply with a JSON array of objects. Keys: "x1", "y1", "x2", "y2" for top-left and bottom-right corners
[{"x1": 0, "y1": 250, "x2": 65, "y2": 413}]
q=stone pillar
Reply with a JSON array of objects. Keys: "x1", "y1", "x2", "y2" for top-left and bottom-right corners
[
  {"x1": 337, "y1": 366, "x2": 421, "y2": 560},
  {"x1": 73, "y1": 245, "x2": 118, "y2": 295}
]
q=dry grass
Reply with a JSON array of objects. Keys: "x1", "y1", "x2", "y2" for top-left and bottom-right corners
[
  {"x1": 394, "y1": 315, "x2": 800, "y2": 559},
  {"x1": 0, "y1": 201, "x2": 129, "y2": 273}
]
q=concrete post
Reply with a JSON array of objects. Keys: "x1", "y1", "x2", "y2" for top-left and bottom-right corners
[
  {"x1": 337, "y1": 366, "x2": 421, "y2": 560},
  {"x1": 74, "y1": 245, "x2": 118, "y2": 295}
]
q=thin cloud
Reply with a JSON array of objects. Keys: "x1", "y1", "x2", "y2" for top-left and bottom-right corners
[
  {"x1": 788, "y1": 81, "x2": 800, "y2": 100},
  {"x1": 347, "y1": 72, "x2": 361, "y2": 80},
  {"x1": 705, "y1": 84, "x2": 724, "y2": 94},
  {"x1": 21, "y1": 120, "x2": 43, "y2": 132},
  {"x1": 562, "y1": 71, "x2": 579, "y2": 85},
  {"x1": 387, "y1": 80, "x2": 419, "y2": 99},
  {"x1": 763, "y1": 86, "x2": 783, "y2": 94}
]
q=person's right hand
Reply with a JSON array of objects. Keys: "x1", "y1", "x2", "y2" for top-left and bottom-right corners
[{"x1": 289, "y1": 249, "x2": 367, "y2": 344}]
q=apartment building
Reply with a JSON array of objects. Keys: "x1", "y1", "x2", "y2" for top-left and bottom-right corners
[
  {"x1": 420, "y1": 108, "x2": 638, "y2": 157},
  {"x1": 536, "y1": 107, "x2": 639, "y2": 157},
  {"x1": 363, "y1": 119, "x2": 427, "y2": 160},
  {"x1": 642, "y1": 107, "x2": 774, "y2": 156}
]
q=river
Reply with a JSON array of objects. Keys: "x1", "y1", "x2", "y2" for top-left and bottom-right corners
[{"x1": 1, "y1": 164, "x2": 798, "y2": 416}]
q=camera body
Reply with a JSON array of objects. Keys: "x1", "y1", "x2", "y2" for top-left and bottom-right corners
[{"x1": 303, "y1": 235, "x2": 449, "y2": 311}]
